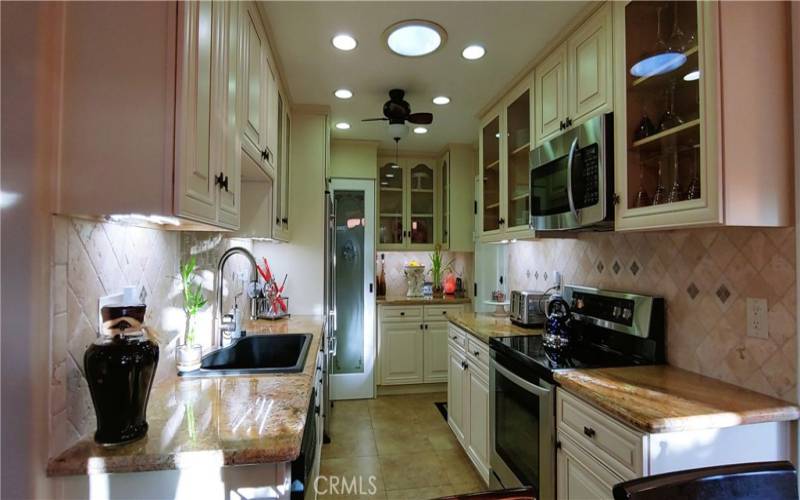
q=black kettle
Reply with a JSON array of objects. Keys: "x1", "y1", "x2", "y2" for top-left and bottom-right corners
[{"x1": 543, "y1": 294, "x2": 572, "y2": 357}]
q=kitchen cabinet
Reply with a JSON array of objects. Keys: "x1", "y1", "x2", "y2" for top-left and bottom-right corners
[
  {"x1": 556, "y1": 388, "x2": 793, "y2": 500},
  {"x1": 447, "y1": 323, "x2": 491, "y2": 485},
  {"x1": 439, "y1": 144, "x2": 477, "y2": 251},
  {"x1": 377, "y1": 157, "x2": 437, "y2": 250},
  {"x1": 378, "y1": 304, "x2": 465, "y2": 386},
  {"x1": 272, "y1": 93, "x2": 292, "y2": 241},
  {"x1": 239, "y1": 2, "x2": 278, "y2": 175},
  {"x1": 534, "y1": 3, "x2": 612, "y2": 148},
  {"x1": 439, "y1": 151, "x2": 450, "y2": 249},
  {"x1": 56, "y1": 1, "x2": 241, "y2": 230},
  {"x1": 478, "y1": 80, "x2": 535, "y2": 242},
  {"x1": 613, "y1": 0, "x2": 793, "y2": 230}
]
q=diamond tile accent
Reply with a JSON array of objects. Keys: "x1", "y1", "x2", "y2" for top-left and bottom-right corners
[
  {"x1": 543, "y1": 271, "x2": 549, "y2": 281},
  {"x1": 716, "y1": 284, "x2": 731, "y2": 304},
  {"x1": 534, "y1": 271, "x2": 539, "y2": 280},
  {"x1": 505, "y1": 226, "x2": 796, "y2": 402}
]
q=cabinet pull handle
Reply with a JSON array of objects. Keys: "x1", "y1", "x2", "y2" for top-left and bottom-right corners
[
  {"x1": 424, "y1": 324, "x2": 428, "y2": 330},
  {"x1": 583, "y1": 426, "x2": 596, "y2": 438},
  {"x1": 420, "y1": 324, "x2": 423, "y2": 330},
  {"x1": 473, "y1": 350, "x2": 480, "y2": 356},
  {"x1": 566, "y1": 117, "x2": 573, "y2": 127},
  {"x1": 282, "y1": 217, "x2": 288, "y2": 224},
  {"x1": 215, "y1": 173, "x2": 229, "y2": 192},
  {"x1": 451, "y1": 335, "x2": 458, "y2": 339},
  {"x1": 559, "y1": 121, "x2": 565, "y2": 130},
  {"x1": 400, "y1": 312, "x2": 405, "y2": 316}
]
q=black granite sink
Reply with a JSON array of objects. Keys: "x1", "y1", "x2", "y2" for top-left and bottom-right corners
[{"x1": 179, "y1": 333, "x2": 312, "y2": 378}]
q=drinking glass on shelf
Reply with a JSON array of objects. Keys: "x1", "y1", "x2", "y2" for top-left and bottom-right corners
[
  {"x1": 667, "y1": 1, "x2": 686, "y2": 53},
  {"x1": 634, "y1": 162, "x2": 651, "y2": 208},
  {"x1": 634, "y1": 110, "x2": 656, "y2": 142},
  {"x1": 686, "y1": 145, "x2": 701, "y2": 200},
  {"x1": 666, "y1": 148, "x2": 684, "y2": 203},
  {"x1": 659, "y1": 80, "x2": 684, "y2": 131},
  {"x1": 652, "y1": 159, "x2": 667, "y2": 205}
]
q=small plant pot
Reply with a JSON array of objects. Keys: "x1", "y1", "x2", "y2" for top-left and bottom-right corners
[
  {"x1": 177, "y1": 344, "x2": 202, "y2": 372},
  {"x1": 432, "y1": 285, "x2": 445, "y2": 298}
]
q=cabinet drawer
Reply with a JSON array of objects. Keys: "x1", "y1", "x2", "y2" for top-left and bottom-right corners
[
  {"x1": 380, "y1": 306, "x2": 423, "y2": 322},
  {"x1": 448, "y1": 324, "x2": 466, "y2": 351},
  {"x1": 424, "y1": 305, "x2": 465, "y2": 320},
  {"x1": 466, "y1": 337, "x2": 489, "y2": 375},
  {"x1": 557, "y1": 389, "x2": 644, "y2": 478}
]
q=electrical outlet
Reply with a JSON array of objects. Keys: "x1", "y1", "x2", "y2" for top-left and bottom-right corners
[{"x1": 746, "y1": 298, "x2": 769, "y2": 339}]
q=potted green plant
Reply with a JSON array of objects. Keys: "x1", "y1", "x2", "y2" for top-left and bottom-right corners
[
  {"x1": 177, "y1": 257, "x2": 207, "y2": 372},
  {"x1": 429, "y1": 244, "x2": 454, "y2": 299}
]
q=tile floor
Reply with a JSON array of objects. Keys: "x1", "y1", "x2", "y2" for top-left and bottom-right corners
[{"x1": 319, "y1": 392, "x2": 487, "y2": 499}]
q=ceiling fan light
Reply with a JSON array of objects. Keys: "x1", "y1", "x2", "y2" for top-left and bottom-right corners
[
  {"x1": 630, "y1": 52, "x2": 687, "y2": 78},
  {"x1": 387, "y1": 123, "x2": 409, "y2": 140}
]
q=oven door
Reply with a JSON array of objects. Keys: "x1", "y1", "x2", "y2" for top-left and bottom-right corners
[
  {"x1": 529, "y1": 114, "x2": 608, "y2": 231},
  {"x1": 490, "y1": 353, "x2": 555, "y2": 500}
]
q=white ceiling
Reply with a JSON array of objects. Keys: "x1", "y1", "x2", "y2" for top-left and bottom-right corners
[{"x1": 261, "y1": 1, "x2": 588, "y2": 152}]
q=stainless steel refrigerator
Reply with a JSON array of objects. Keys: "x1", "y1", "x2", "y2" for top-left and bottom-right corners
[{"x1": 322, "y1": 185, "x2": 336, "y2": 442}]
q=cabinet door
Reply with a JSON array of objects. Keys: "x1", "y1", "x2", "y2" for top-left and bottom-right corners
[
  {"x1": 466, "y1": 367, "x2": 490, "y2": 483},
  {"x1": 439, "y1": 151, "x2": 450, "y2": 248},
  {"x1": 480, "y1": 115, "x2": 501, "y2": 235},
  {"x1": 557, "y1": 436, "x2": 622, "y2": 500},
  {"x1": 215, "y1": 1, "x2": 241, "y2": 228},
  {"x1": 408, "y1": 161, "x2": 436, "y2": 249},
  {"x1": 239, "y1": 2, "x2": 269, "y2": 171},
  {"x1": 447, "y1": 346, "x2": 466, "y2": 444},
  {"x1": 175, "y1": 0, "x2": 218, "y2": 224},
  {"x1": 265, "y1": 61, "x2": 279, "y2": 169},
  {"x1": 377, "y1": 159, "x2": 406, "y2": 250},
  {"x1": 535, "y1": 45, "x2": 567, "y2": 146},
  {"x1": 272, "y1": 93, "x2": 290, "y2": 241},
  {"x1": 504, "y1": 86, "x2": 532, "y2": 233},
  {"x1": 423, "y1": 321, "x2": 449, "y2": 383},
  {"x1": 380, "y1": 322, "x2": 423, "y2": 385},
  {"x1": 567, "y1": 4, "x2": 612, "y2": 125}
]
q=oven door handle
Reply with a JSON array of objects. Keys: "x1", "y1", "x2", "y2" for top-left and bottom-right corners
[
  {"x1": 566, "y1": 136, "x2": 579, "y2": 221},
  {"x1": 493, "y1": 361, "x2": 551, "y2": 397}
]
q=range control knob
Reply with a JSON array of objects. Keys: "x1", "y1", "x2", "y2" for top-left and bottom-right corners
[
  {"x1": 612, "y1": 306, "x2": 622, "y2": 318},
  {"x1": 622, "y1": 308, "x2": 632, "y2": 320}
]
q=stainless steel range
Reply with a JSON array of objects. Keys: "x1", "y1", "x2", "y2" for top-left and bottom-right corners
[{"x1": 489, "y1": 285, "x2": 665, "y2": 499}]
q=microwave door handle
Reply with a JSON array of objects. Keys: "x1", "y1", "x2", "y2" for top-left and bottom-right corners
[
  {"x1": 493, "y1": 361, "x2": 551, "y2": 397},
  {"x1": 566, "y1": 137, "x2": 579, "y2": 221}
]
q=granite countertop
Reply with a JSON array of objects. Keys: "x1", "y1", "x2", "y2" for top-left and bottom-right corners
[
  {"x1": 377, "y1": 295, "x2": 472, "y2": 306},
  {"x1": 47, "y1": 316, "x2": 324, "y2": 477},
  {"x1": 555, "y1": 365, "x2": 800, "y2": 433},
  {"x1": 446, "y1": 312, "x2": 541, "y2": 344}
]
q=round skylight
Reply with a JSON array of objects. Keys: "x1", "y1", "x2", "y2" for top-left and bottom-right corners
[
  {"x1": 462, "y1": 44, "x2": 486, "y2": 60},
  {"x1": 334, "y1": 89, "x2": 353, "y2": 99},
  {"x1": 385, "y1": 20, "x2": 446, "y2": 57},
  {"x1": 332, "y1": 34, "x2": 357, "y2": 51},
  {"x1": 335, "y1": 122, "x2": 351, "y2": 130},
  {"x1": 432, "y1": 96, "x2": 450, "y2": 105}
]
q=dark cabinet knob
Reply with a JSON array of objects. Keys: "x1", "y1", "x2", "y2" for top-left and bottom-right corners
[
  {"x1": 559, "y1": 121, "x2": 565, "y2": 130},
  {"x1": 613, "y1": 193, "x2": 621, "y2": 205},
  {"x1": 424, "y1": 324, "x2": 428, "y2": 330},
  {"x1": 420, "y1": 324, "x2": 423, "y2": 330},
  {"x1": 473, "y1": 350, "x2": 480, "y2": 356},
  {"x1": 282, "y1": 217, "x2": 288, "y2": 225},
  {"x1": 214, "y1": 173, "x2": 229, "y2": 192},
  {"x1": 566, "y1": 117, "x2": 573, "y2": 127},
  {"x1": 583, "y1": 426, "x2": 596, "y2": 438},
  {"x1": 400, "y1": 312, "x2": 405, "y2": 316}
]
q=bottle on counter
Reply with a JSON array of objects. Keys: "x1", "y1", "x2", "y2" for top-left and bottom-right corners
[{"x1": 377, "y1": 253, "x2": 387, "y2": 298}]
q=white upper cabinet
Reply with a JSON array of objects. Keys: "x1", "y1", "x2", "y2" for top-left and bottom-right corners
[
  {"x1": 56, "y1": 1, "x2": 240, "y2": 230},
  {"x1": 535, "y1": 45, "x2": 567, "y2": 146}
]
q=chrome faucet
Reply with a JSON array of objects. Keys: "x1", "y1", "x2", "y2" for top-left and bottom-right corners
[{"x1": 214, "y1": 247, "x2": 259, "y2": 348}]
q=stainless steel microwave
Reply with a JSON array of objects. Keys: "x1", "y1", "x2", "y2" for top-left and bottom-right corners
[{"x1": 529, "y1": 113, "x2": 613, "y2": 231}]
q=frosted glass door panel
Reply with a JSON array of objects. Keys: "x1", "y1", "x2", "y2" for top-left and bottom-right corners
[{"x1": 333, "y1": 190, "x2": 365, "y2": 374}]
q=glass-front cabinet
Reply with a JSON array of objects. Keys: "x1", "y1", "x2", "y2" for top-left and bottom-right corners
[
  {"x1": 479, "y1": 80, "x2": 535, "y2": 241},
  {"x1": 377, "y1": 157, "x2": 437, "y2": 250}
]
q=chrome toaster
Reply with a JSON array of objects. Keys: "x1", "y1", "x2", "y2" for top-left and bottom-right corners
[{"x1": 510, "y1": 290, "x2": 548, "y2": 327}]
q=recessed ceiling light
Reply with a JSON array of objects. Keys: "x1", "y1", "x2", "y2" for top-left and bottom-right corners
[
  {"x1": 391, "y1": 163, "x2": 400, "y2": 169},
  {"x1": 462, "y1": 44, "x2": 485, "y2": 60},
  {"x1": 683, "y1": 70, "x2": 700, "y2": 81},
  {"x1": 385, "y1": 20, "x2": 446, "y2": 57},
  {"x1": 335, "y1": 122, "x2": 351, "y2": 130},
  {"x1": 413, "y1": 127, "x2": 428, "y2": 134},
  {"x1": 332, "y1": 34, "x2": 357, "y2": 51},
  {"x1": 432, "y1": 96, "x2": 450, "y2": 105},
  {"x1": 334, "y1": 89, "x2": 353, "y2": 99}
]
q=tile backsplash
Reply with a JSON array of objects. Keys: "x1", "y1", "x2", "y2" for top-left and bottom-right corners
[
  {"x1": 508, "y1": 227, "x2": 797, "y2": 402},
  {"x1": 378, "y1": 251, "x2": 474, "y2": 297},
  {"x1": 49, "y1": 216, "x2": 183, "y2": 456}
]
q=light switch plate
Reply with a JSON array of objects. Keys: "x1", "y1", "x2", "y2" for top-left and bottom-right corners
[{"x1": 746, "y1": 297, "x2": 769, "y2": 339}]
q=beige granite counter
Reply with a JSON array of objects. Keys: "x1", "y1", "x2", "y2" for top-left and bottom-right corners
[
  {"x1": 47, "y1": 316, "x2": 324, "y2": 477},
  {"x1": 555, "y1": 365, "x2": 800, "y2": 433},
  {"x1": 377, "y1": 295, "x2": 472, "y2": 306},
  {"x1": 446, "y1": 312, "x2": 541, "y2": 344}
]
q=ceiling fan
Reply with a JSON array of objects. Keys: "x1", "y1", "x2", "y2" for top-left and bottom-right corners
[{"x1": 362, "y1": 89, "x2": 433, "y2": 141}]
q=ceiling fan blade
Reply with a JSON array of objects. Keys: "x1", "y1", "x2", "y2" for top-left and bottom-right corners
[
  {"x1": 407, "y1": 112, "x2": 433, "y2": 125},
  {"x1": 362, "y1": 117, "x2": 389, "y2": 122}
]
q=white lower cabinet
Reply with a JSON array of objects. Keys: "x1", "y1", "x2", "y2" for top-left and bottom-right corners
[
  {"x1": 557, "y1": 435, "x2": 622, "y2": 500},
  {"x1": 447, "y1": 323, "x2": 490, "y2": 486},
  {"x1": 378, "y1": 304, "x2": 465, "y2": 386}
]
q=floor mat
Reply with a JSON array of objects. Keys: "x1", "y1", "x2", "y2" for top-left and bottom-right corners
[{"x1": 434, "y1": 401, "x2": 447, "y2": 421}]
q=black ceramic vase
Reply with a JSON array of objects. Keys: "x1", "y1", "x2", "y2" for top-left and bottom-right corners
[{"x1": 85, "y1": 303, "x2": 159, "y2": 446}]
